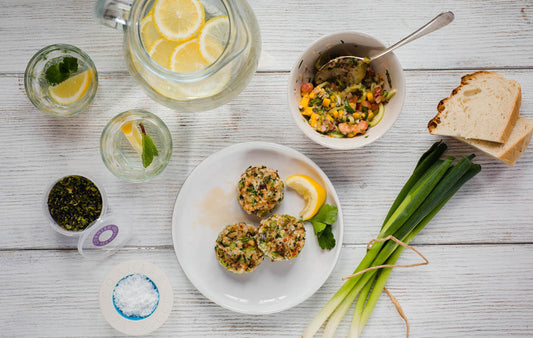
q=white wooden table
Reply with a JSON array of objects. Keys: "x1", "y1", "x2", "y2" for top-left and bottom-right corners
[{"x1": 1, "y1": 1, "x2": 532, "y2": 336}]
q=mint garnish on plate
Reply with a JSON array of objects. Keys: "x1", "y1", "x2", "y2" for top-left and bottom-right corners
[{"x1": 307, "y1": 204, "x2": 338, "y2": 250}]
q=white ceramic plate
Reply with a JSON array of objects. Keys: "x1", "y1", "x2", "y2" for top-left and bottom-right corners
[{"x1": 172, "y1": 142, "x2": 343, "y2": 314}]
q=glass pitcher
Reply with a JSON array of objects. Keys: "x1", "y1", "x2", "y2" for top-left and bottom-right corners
[{"x1": 95, "y1": 0, "x2": 260, "y2": 112}]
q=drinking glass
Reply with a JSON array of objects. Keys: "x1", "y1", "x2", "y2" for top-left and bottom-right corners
[
  {"x1": 25, "y1": 44, "x2": 98, "y2": 117},
  {"x1": 100, "y1": 109, "x2": 172, "y2": 182}
]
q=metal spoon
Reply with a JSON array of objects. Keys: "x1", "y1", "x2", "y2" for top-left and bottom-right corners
[{"x1": 315, "y1": 11, "x2": 455, "y2": 85}]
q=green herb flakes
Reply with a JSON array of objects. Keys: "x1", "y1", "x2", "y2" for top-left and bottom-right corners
[{"x1": 47, "y1": 175, "x2": 102, "y2": 231}]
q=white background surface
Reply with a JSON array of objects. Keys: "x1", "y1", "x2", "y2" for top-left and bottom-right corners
[{"x1": 1, "y1": 0, "x2": 532, "y2": 336}]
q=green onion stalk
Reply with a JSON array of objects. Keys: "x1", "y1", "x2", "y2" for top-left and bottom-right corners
[{"x1": 302, "y1": 141, "x2": 481, "y2": 338}]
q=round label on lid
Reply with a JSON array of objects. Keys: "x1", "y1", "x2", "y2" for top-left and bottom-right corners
[
  {"x1": 92, "y1": 224, "x2": 120, "y2": 247},
  {"x1": 78, "y1": 215, "x2": 131, "y2": 259}
]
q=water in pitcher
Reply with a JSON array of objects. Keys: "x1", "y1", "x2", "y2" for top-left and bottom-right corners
[{"x1": 96, "y1": 0, "x2": 261, "y2": 112}]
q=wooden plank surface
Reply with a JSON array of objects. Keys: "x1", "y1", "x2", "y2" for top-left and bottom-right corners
[
  {"x1": 0, "y1": 0, "x2": 532, "y2": 73},
  {"x1": 1, "y1": 0, "x2": 533, "y2": 336},
  {"x1": 1, "y1": 246, "x2": 531, "y2": 336},
  {"x1": 1, "y1": 70, "x2": 532, "y2": 249}
]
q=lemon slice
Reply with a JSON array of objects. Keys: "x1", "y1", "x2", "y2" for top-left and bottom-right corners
[
  {"x1": 140, "y1": 12, "x2": 162, "y2": 49},
  {"x1": 198, "y1": 16, "x2": 229, "y2": 63},
  {"x1": 120, "y1": 121, "x2": 143, "y2": 154},
  {"x1": 153, "y1": 0, "x2": 205, "y2": 42},
  {"x1": 49, "y1": 69, "x2": 93, "y2": 105},
  {"x1": 169, "y1": 38, "x2": 209, "y2": 73},
  {"x1": 148, "y1": 37, "x2": 180, "y2": 69},
  {"x1": 285, "y1": 174, "x2": 327, "y2": 220}
]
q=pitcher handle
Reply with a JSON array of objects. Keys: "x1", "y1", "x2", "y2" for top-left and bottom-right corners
[{"x1": 94, "y1": 0, "x2": 132, "y2": 31}]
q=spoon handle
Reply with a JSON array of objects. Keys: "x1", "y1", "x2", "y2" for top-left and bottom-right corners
[{"x1": 370, "y1": 11, "x2": 455, "y2": 61}]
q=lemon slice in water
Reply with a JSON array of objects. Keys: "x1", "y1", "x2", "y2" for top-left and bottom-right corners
[
  {"x1": 140, "y1": 12, "x2": 162, "y2": 49},
  {"x1": 198, "y1": 16, "x2": 229, "y2": 63},
  {"x1": 285, "y1": 174, "x2": 327, "y2": 220},
  {"x1": 169, "y1": 38, "x2": 209, "y2": 73},
  {"x1": 153, "y1": 0, "x2": 205, "y2": 42},
  {"x1": 149, "y1": 37, "x2": 180, "y2": 69},
  {"x1": 49, "y1": 69, "x2": 93, "y2": 105}
]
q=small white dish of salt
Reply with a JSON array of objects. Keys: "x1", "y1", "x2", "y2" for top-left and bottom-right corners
[{"x1": 99, "y1": 260, "x2": 173, "y2": 336}]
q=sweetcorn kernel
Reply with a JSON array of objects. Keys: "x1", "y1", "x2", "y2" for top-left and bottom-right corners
[
  {"x1": 300, "y1": 95, "x2": 309, "y2": 108},
  {"x1": 302, "y1": 107, "x2": 314, "y2": 116}
]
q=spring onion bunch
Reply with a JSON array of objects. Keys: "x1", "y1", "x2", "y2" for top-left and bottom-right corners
[{"x1": 303, "y1": 141, "x2": 481, "y2": 337}]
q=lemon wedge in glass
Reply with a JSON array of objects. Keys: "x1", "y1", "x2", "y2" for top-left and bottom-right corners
[
  {"x1": 120, "y1": 121, "x2": 143, "y2": 154},
  {"x1": 153, "y1": 0, "x2": 205, "y2": 42},
  {"x1": 285, "y1": 174, "x2": 327, "y2": 220},
  {"x1": 49, "y1": 69, "x2": 93, "y2": 105}
]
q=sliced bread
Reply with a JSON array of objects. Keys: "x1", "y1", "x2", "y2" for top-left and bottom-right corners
[
  {"x1": 428, "y1": 71, "x2": 521, "y2": 143},
  {"x1": 457, "y1": 116, "x2": 533, "y2": 166}
]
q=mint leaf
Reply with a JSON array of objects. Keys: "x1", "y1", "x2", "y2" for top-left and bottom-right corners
[
  {"x1": 317, "y1": 224, "x2": 336, "y2": 250},
  {"x1": 44, "y1": 57, "x2": 79, "y2": 86},
  {"x1": 45, "y1": 64, "x2": 68, "y2": 86},
  {"x1": 141, "y1": 133, "x2": 159, "y2": 168},
  {"x1": 63, "y1": 57, "x2": 78, "y2": 73},
  {"x1": 307, "y1": 204, "x2": 338, "y2": 250}
]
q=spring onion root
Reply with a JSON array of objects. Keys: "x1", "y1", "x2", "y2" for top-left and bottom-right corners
[{"x1": 303, "y1": 142, "x2": 481, "y2": 337}]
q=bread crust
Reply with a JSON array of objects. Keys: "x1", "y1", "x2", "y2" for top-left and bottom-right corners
[
  {"x1": 458, "y1": 116, "x2": 533, "y2": 166},
  {"x1": 428, "y1": 71, "x2": 521, "y2": 143}
]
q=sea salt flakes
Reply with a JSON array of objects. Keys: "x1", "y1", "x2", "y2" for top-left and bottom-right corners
[{"x1": 113, "y1": 273, "x2": 159, "y2": 318}]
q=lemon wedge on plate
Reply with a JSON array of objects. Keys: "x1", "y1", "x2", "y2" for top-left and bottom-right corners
[
  {"x1": 49, "y1": 69, "x2": 93, "y2": 105},
  {"x1": 120, "y1": 121, "x2": 143, "y2": 154},
  {"x1": 153, "y1": 0, "x2": 205, "y2": 42},
  {"x1": 198, "y1": 16, "x2": 229, "y2": 63},
  {"x1": 285, "y1": 174, "x2": 327, "y2": 220}
]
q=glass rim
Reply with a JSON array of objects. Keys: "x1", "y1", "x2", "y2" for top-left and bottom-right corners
[{"x1": 24, "y1": 43, "x2": 99, "y2": 117}]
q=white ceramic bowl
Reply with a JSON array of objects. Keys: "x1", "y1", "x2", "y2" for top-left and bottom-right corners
[{"x1": 288, "y1": 31, "x2": 406, "y2": 150}]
